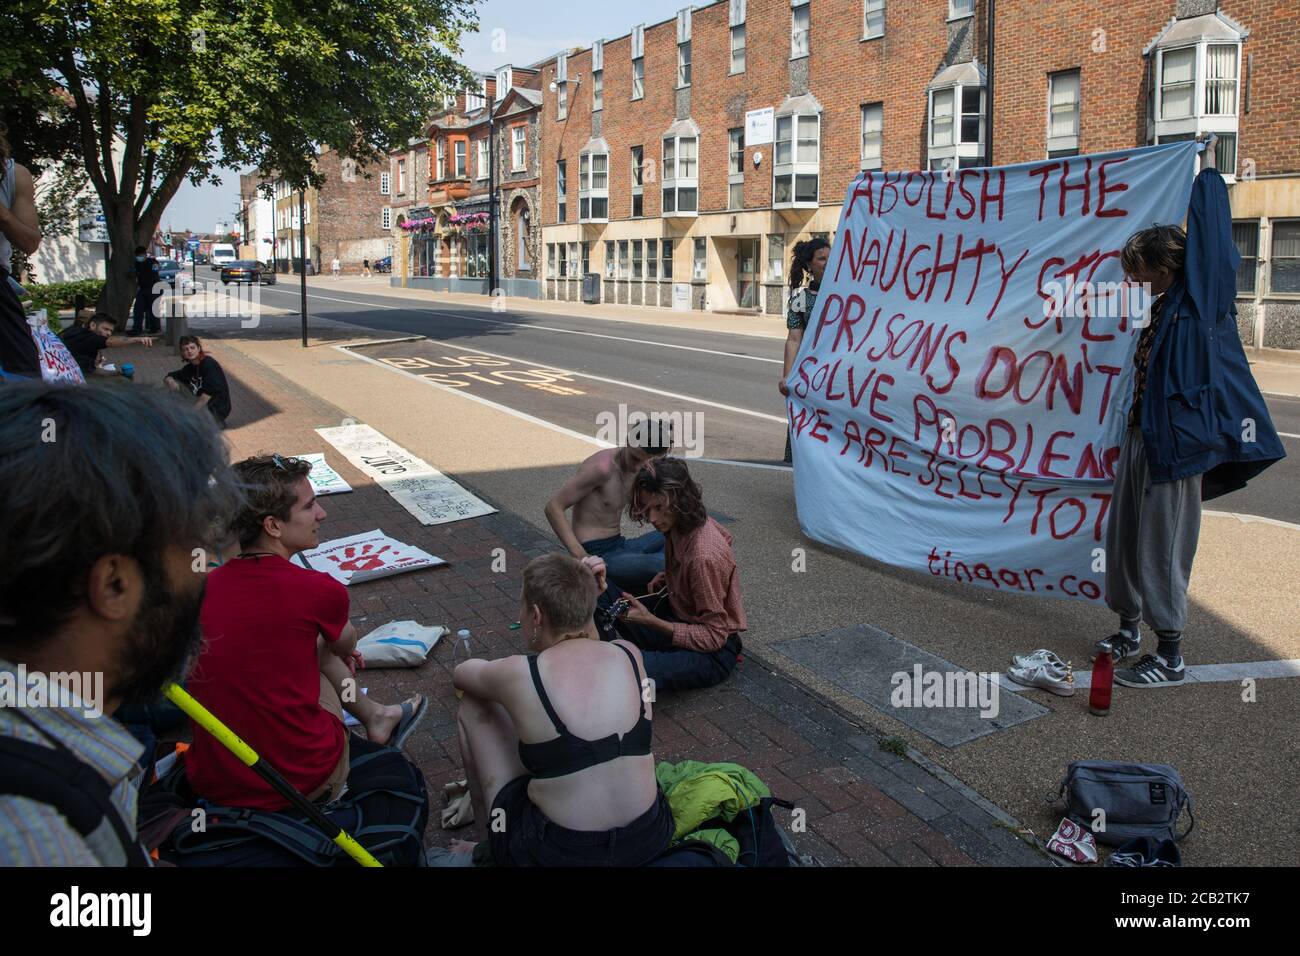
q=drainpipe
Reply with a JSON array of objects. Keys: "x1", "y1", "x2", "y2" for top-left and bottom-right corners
[{"x1": 985, "y1": 0, "x2": 996, "y2": 168}]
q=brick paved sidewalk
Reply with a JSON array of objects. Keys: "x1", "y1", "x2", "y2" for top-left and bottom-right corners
[{"x1": 120, "y1": 338, "x2": 1047, "y2": 867}]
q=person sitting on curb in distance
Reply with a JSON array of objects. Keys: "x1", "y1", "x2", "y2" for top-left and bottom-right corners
[
  {"x1": 780, "y1": 237, "x2": 831, "y2": 463},
  {"x1": 165, "y1": 335, "x2": 231, "y2": 427},
  {"x1": 184, "y1": 454, "x2": 428, "y2": 811},
  {"x1": 0, "y1": 382, "x2": 240, "y2": 865},
  {"x1": 60, "y1": 312, "x2": 153, "y2": 376},
  {"x1": 1099, "y1": 136, "x2": 1285, "y2": 688},
  {"x1": 596, "y1": 457, "x2": 746, "y2": 693},
  {"x1": 452, "y1": 552, "x2": 673, "y2": 867},
  {"x1": 544, "y1": 426, "x2": 673, "y2": 593}
]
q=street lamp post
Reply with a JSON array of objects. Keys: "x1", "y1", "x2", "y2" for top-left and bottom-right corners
[{"x1": 299, "y1": 187, "x2": 308, "y2": 347}]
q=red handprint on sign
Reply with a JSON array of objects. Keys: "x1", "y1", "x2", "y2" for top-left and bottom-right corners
[{"x1": 330, "y1": 543, "x2": 393, "y2": 571}]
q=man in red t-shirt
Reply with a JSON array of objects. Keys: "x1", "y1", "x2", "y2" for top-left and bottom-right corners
[{"x1": 186, "y1": 454, "x2": 427, "y2": 810}]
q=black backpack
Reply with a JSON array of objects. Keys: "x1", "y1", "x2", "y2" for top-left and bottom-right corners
[
  {"x1": 0, "y1": 724, "x2": 151, "y2": 866},
  {"x1": 143, "y1": 735, "x2": 430, "y2": 867},
  {"x1": 648, "y1": 796, "x2": 800, "y2": 867}
]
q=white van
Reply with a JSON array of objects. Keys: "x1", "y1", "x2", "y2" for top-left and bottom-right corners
[{"x1": 210, "y1": 243, "x2": 238, "y2": 270}]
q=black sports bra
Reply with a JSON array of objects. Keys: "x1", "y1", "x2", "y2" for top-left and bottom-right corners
[{"x1": 517, "y1": 643, "x2": 653, "y2": 780}]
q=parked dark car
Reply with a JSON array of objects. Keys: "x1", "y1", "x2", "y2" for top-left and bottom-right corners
[
  {"x1": 156, "y1": 259, "x2": 196, "y2": 294},
  {"x1": 374, "y1": 256, "x2": 392, "y2": 274},
  {"x1": 220, "y1": 260, "x2": 277, "y2": 285}
]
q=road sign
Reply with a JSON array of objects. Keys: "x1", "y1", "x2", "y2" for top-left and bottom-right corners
[
  {"x1": 187, "y1": 239, "x2": 201, "y2": 250},
  {"x1": 78, "y1": 203, "x2": 109, "y2": 243}
]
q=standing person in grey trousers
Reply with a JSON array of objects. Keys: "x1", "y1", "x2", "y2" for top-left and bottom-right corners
[{"x1": 1099, "y1": 138, "x2": 1285, "y2": 688}]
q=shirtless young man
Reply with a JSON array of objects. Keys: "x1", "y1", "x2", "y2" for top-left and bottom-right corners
[{"x1": 544, "y1": 433, "x2": 671, "y2": 593}]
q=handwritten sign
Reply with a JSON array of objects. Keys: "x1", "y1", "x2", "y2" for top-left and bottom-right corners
[
  {"x1": 790, "y1": 142, "x2": 1199, "y2": 602},
  {"x1": 297, "y1": 453, "x2": 353, "y2": 496},
  {"x1": 293, "y1": 529, "x2": 445, "y2": 585},
  {"x1": 315, "y1": 423, "x2": 496, "y2": 525}
]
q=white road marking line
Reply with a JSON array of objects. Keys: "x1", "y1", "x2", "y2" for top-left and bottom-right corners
[
  {"x1": 267, "y1": 287, "x2": 784, "y2": 364},
  {"x1": 1277, "y1": 431, "x2": 1300, "y2": 439},
  {"x1": 335, "y1": 346, "x2": 612, "y2": 450},
  {"x1": 380, "y1": 341, "x2": 788, "y2": 424},
  {"x1": 999, "y1": 659, "x2": 1300, "y2": 692},
  {"x1": 1203, "y1": 510, "x2": 1300, "y2": 532},
  {"x1": 336, "y1": 345, "x2": 794, "y2": 472},
  {"x1": 694, "y1": 458, "x2": 792, "y2": 472}
]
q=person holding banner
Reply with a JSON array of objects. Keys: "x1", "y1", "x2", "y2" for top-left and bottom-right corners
[
  {"x1": 1101, "y1": 138, "x2": 1285, "y2": 689},
  {"x1": 780, "y1": 237, "x2": 831, "y2": 462}
]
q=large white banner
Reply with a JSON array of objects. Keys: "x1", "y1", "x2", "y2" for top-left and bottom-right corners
[{"x1": 790, "y1": 142, "x2": 1199, "y2": 602}]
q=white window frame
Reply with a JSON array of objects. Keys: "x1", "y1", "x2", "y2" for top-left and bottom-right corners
[
  {"x1": 465, "y1": 78, "x2": 487, "y2": 112},
  {"x1": 678, "y1": 41, "x2": 692, "y2": 88},
  {"x1": 1047, "y1": 70, "x2": 1081, "y2": 157},
  {"x1": 730, "y1": 24, "x2": 746, "y2": 74},
  {"x1": 860, "y1": 103, "x2": 883, "y2": 170},
  {"x1": 435, "y1": 142, "x2": 445, "y2": 181},
  {"x1": 647, "y1": 238, "x2": 659, "y2": 279},
  {"x1": 927, "y1": 83, "x2": 985, "y2": 170},
  {"x1": 791, "y1": 1, "x2": 810, "y2": 60},
  {"x1": 1151, "y1": 40, "x2": 1242, "y2": 181},
  {"x1": 693, "y1": 237, "x2": 707, "y2": 281},
  {"x1": 864, "y1": 0, "x2": 884, "y2": 40},
  {"x1": 379, "y1": 172, "x2": 391, "y2": 195},
  {"x1": 557, "y1": 160, "x2": 567, "y2": 222},
  {"x1": 661, "y1": 134, "x2": 698, "y2": 217},
  {"x1": 397, "y1": 158, "x2": 407, "y2": 194},
  {"x1": 605, "y1": 240, "x2": 616, "y2": 279},
  {"x1": 557, "y1": 81, "x2": 568, "y2": 120},
  {"x1": 948, "y1": 0, "x2": 974, "y2": 20},
  {"x1": 454, "y1": 140, "x2": 467, "y2": 178},
  {"x1": 728, "y1": 127, "x2": 745, "y2": 211},
  {"x1": 631, "y1": 145, "x2": 644, "y2": 218},
  {"x1": 511, "y1": 126, "x2": 527, "y2": 172},
  {"x1": 495, "y1": 66, "x2": 512, "y2": 102},
  {"x1": 773, "y1": 112, "x2": 820, "y2": 209},
  {"x1": 477, "y1": 139, "x2": 490, "y2": 181},
  {"x1": 579, "y1": 151, "x2": 609, "y2": 223},
  {"x1": 632, "y1": 57, "x2": 644, "y2": 101},
  {"x1": 1270, "y1": 219, "x2": 1300, "y2": 296},
  {"x1": 381, "y1": 206, "x2": 392, "y2": 231}
]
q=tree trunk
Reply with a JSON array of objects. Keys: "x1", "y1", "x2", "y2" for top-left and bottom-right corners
[{"x1": 98, "y1": 199, "x2": 139, "y2": 322}]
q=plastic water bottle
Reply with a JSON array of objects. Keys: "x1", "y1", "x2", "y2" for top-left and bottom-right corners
[{"x1": 453, "y1": 629, "x2": 472, "y2": 698}]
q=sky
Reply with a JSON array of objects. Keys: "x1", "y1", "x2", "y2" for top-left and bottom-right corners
[{"x1": 164, "y1": 0, "x2": 686, "y2": 233}]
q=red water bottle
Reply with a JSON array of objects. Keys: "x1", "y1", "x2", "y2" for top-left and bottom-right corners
[{"x1": 1089, "y1": 650, "x2": 1113, "y2": 716}]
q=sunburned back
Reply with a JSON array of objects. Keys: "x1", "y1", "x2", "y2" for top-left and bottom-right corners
[
  {"x1": 569, "y1": 449, "x2": 631, "y2": 543},
  {"x1": 504, "y1": 639, "x2": 658, "y2": 831}
]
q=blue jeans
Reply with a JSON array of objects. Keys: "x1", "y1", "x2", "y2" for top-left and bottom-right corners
[
  {"x1": 582, "y1": 531, "x2": 666, "y2": 594},
  {"x1": 595, "y1": 581, "x2": 741, "y2": 693}
]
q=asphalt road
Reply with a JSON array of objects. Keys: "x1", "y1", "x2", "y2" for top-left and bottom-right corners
[{"x1": 260, "y1": 282, "x2": 1300, "y2": 525}]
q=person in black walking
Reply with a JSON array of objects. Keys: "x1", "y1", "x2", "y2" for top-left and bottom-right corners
[
  {"x1": 779, "y1": 237, "x2": 831, "y2": 463},
  {"x1": 128, "y1": 246, "x2": 162, "y2": 335}
]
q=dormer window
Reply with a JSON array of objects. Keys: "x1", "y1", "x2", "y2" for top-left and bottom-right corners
[{"x1": 1146, "y1": 12, "x2": 1247, "y2": 180}]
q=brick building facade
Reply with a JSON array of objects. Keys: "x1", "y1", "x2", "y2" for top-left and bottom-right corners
[
  {"x1": 314, "y1": 146, "x2": 392, "y2": 274},
  {"x1": 533, "y1": 0, "x2": 1299, "y2": 345},
  {"x1": 493, "y1": 66, "x2": 544, "y2": 299}
]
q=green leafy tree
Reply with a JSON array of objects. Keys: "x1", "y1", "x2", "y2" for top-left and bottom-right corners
[{"x1": 2, "y1": 0, "x2": 477, "y2": 318}]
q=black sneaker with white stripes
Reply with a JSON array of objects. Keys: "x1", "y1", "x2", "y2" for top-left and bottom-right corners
[
  {"x1": 1096, "y1": 629, "x2": 1142, "y2": 663},
  {"x1": 1115, "y1": 654, "x2": 1186, "y2": 688}
]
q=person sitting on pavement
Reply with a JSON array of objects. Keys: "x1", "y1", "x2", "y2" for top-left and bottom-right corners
[
  {"x1": 596, "y1": 457, "x2": 746, "y2": 693},
  {"x1": 544, "y1": 425, "x2": 673, "y2": 593},
  {"x1": 164, "y1": 335, "x2": 231, "y2": 427},
  {"x1": 452, "y1": 552, "x2": 674, "y2": 867},
  {"x1": 60, "y1": 311, "x2": 152, "y2": 376},
  {"x1": 0, "y1": 382, "x2": 240, "y2": 865},
  {"x1": 184, "y1": 454, "x2": 428, "y2": 811},
  {"x1": 1098, "y1": 138, "x2": 1285, "y2": 689}
]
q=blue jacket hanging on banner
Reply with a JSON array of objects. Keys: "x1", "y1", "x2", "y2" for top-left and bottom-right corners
[{"x1": 1139, "y1": 166, "x2": 1285, "y2": 500}]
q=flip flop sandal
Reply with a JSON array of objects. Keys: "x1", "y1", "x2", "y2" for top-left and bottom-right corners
[{"x1": 390, "y1": 696, "x2": 428, "y2": 750}]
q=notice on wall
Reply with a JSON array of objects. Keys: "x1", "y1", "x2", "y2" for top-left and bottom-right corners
[
  {"x1": 315, "y1": 423, "x2": 496, "y2": 525},
  {"x1": 745, "y1": 107, "x2": 774, "y2": 146},
  {"x1": 293, "y1": 529, "x2": 445, "y2": 586},
  {"x1": 298, "y1": 453, "x2": 353, "y2": 496},
  {"x1": 789, "y1": 141, "x2": 1200, "y2": 603}
]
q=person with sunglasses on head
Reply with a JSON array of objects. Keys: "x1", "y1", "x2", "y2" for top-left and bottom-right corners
[
  {"x1": 164, "y1": 335, "x2": 231, "y2": 426},
  {"x1": 183, "y1": 454, "x2": 428, "y2": 812},
  {"x1": 779, "y1": 237, "x2": 831, "y2": 463}
]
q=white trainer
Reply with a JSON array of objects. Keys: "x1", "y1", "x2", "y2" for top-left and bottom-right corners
[
  {"x1": 1010, "y1": 648, "x2": 1066, "y2": 670},
  {"x1": 1006, "y1": 661, "x2": 1075, "y2": 696}
]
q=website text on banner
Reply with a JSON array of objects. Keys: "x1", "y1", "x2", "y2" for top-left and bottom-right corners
[{"x1": 789, "y1": 141, "x2": 1200, "y2": 603}]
